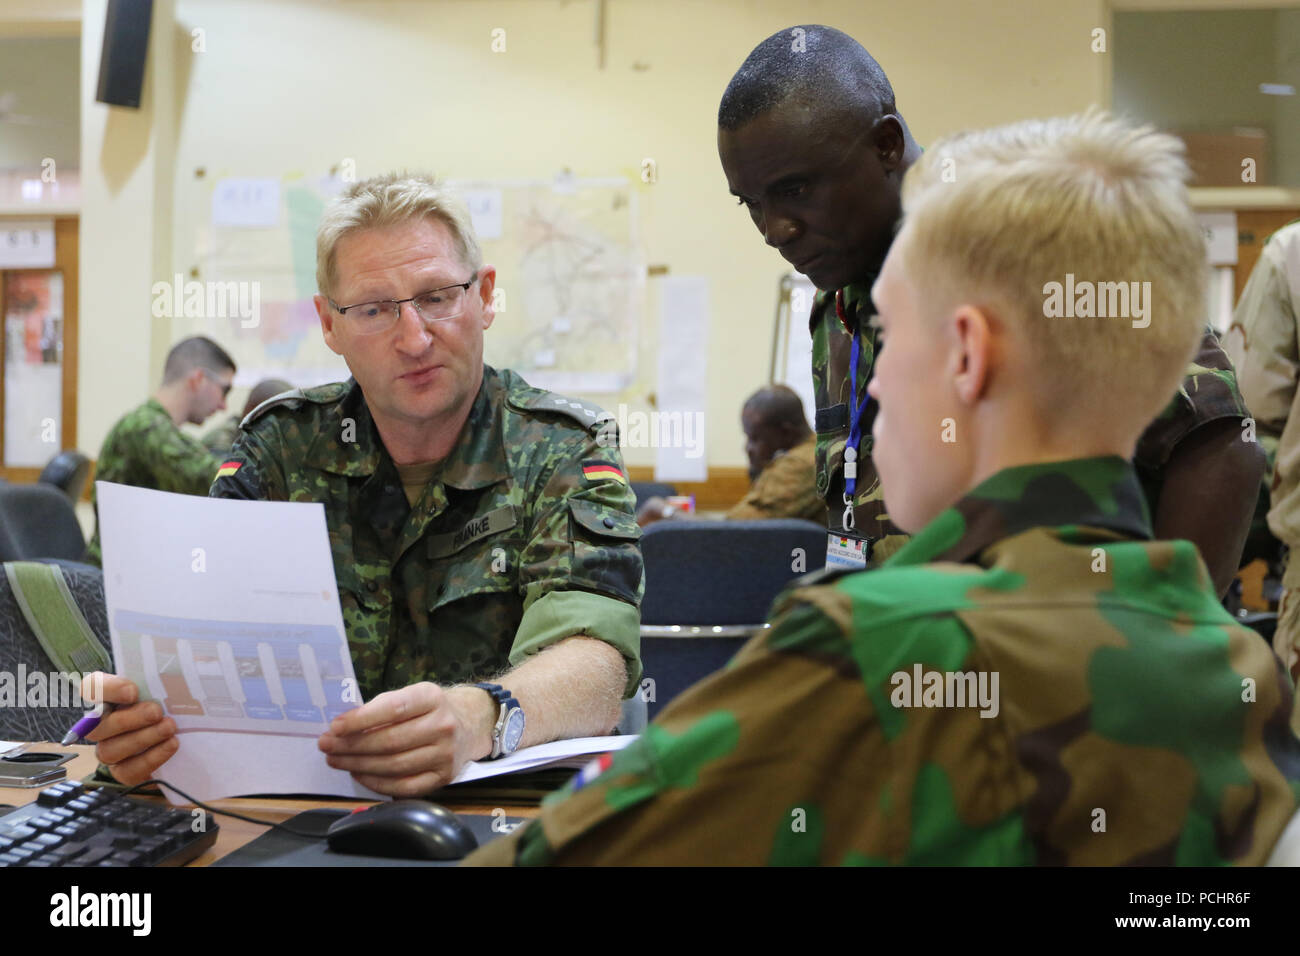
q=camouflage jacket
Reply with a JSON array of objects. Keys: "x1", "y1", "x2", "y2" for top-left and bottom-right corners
[
  {"x1": 465, "y1": 456, "x2": 1300, "y2": 865},
  {"x1": 1225, "y1": 222, "x2": 1300, "y2": 578},
  {"x1": 199, "y1": 414, "x2": 241, "y2": 457},
  {"x1": 1135, "y1": 326, "x2": 1253, "y2": 513},
  {"x1": 87, "y1": 398, "x2": 225, "y2": 565},
  {"x1": 726, "y1": 435, "x2": 825, "y2": 524},
  {"x1": 209, "y1": 366, "x2": 644, "y2": 702},
  {"x1": 809, "y1": 281, "x2": 908, "y2": 565}
]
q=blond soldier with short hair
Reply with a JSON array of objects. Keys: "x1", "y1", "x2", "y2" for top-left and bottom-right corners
[{"x1": 470, "y1": 111, "x2": 1300, "y2": 866}]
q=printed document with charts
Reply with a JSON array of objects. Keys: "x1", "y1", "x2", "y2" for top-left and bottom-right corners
[
  {"x1": 95, "y1": 483, "x2": 637, "y2": 805},
  {"x1": 96, "y1": 482, "x2": 381, "y2": 805}
]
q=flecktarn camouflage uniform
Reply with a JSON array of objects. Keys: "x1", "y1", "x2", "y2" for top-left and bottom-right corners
[
  {"x1": 466, "y1": 457, "x2": 1300, "y2": 865},
  {"x1": 209, "y1": 365, "x2": 644, "y2": 702},
  {"x1": 87, "y1": 398, "x2": 225, "y2": 565}
]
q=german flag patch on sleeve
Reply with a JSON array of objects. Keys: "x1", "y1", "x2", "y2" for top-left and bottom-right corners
[
  {"x1": 581, "y1": 460, "x2": 627, "y2": 485},
  {"x1": 215, "y1": 460, "x2": 242, "y2": 478}
]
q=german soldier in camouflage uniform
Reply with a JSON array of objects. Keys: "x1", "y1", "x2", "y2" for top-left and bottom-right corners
[
  {"x1": 86, "y1": 336, "x2": 235, "y2": 565},
  {"x1": 468, "y1": 112, "x2": 1300, "y2": 866},
  {"x1": 83, "y1": 174, "x2": 643, "y2": 797},
  {"x1": 717, "y1": 26, "x2": 1261, "y2": 588}
]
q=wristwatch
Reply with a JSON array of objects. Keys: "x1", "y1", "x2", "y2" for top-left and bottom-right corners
[{"x1": 474, "y1": 682, "x2": 525, "y2": 759}]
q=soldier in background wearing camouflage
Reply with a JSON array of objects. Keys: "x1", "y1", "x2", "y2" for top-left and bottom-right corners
[
  {"x1": 83, "y1": 174, "x2": 643, "y2": 796},
  {"x1": 1225, "y1": 220, "x2": 1300, "y2": 678},
  {"x1": 468, "y1": 112, "x2": 1300, "y2": 866},
  {"x1": 85, "y1": 336, "x2": 235, "y2": 565},
  {"x1": 716, "y1": 25, "x2": 1261, "y2": 591},
  {"x1": 637, "y1": 384, "x2": 823, "y2": 525},
  {"x1": 725, "y1": 384, "x2": 822, "y2": 523},
  {"x1": 198, "y1": 377, "x2": 293, "y2": 455}
]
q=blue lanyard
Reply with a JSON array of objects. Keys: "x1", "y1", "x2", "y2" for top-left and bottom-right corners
[{"x1": 844, "y1": 327, "x2": 874, "y2": 501}]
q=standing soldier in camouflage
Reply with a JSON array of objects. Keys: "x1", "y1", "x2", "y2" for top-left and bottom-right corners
[
  {"x1": 716, "y1": 25, "x2": 1261, "y2": 591},
  {"x1": 198, "y1": 377, "x2": 293, "y2": 455},
  {"x1": 82, "y1": 174, "x2": 643, "y2": 796},
  {"x1": 1225, "y1": 220, "x2": 1300, "y2": 678},
  {"x1": 85, "y1": 336, "x2": 235, "y2": 565},
  {"x1": 468, "y1": 111, "x2": 1300, "y2": 866}
]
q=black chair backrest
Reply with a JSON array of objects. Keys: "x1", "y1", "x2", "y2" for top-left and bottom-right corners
[
  {"x1": 630, "y1": 481, "x2": 677, "y2": 505},
  {"x1": 0, "y1": 559, "x2": 110, "y2": 742},
  {"x1": 639, "y1": 519, "x2": 827, "y2": 626},
  {"x1": 38, "y1": 450, "x2": 92, "y2": 502},
  {"x1": 640, "y1": 635, "x2": 749, "y2": 722},
  {"x1": 0, "y1": 482, "x2": 87, "y2": 562}
]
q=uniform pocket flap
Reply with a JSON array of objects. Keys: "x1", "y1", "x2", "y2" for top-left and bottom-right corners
[{"x1": 569, "y1": 499, "x2": 640, "y2": 540}]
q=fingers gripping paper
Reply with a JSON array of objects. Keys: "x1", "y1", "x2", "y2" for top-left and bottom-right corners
[{"x1": 96, "y1": 481, "x2": 379, "y2": 805}]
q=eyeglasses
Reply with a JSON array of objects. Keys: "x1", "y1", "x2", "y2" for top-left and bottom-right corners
[
  {"x1": 201, "y1": 368, "x2": 232, "y2": 398},
  {"x1": 328, "y1": 274, "x2": 479, "y2": 335}
]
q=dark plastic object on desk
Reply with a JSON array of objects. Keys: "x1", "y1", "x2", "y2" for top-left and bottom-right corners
[{"x1": 326, "y1": 799, "x2": 479, "y2": 861}]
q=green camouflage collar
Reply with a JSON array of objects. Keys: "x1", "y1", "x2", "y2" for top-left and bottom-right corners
[
  {"x1": 143, "y1": 397, "x2": 170, "y2": 419},
  {"x1": 304, "y1": 368, "x2": 508, "y2": 489},
  {"x1": 437, "y1": 366, "x2": 510, "y2": 490},
  {"x1": 838, "y1": 278, "x2": 877, "y2": 328},
  {"x1": 884, "y1": 456, "x2": 1153, "y2": 568}
]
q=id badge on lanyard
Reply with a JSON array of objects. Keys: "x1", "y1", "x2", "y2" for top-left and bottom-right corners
[{"x1": 826, "y1": 290, "x2": 874, "y2": 571}]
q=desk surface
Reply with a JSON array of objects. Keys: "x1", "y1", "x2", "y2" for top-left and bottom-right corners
[{"x1": 0, "y1": 745, "x2": 539, "y2": 866}]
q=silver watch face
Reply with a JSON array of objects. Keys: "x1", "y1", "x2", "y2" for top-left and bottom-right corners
[{"x1": 502, "y1": 707, "x2": 525, "y2": 754}]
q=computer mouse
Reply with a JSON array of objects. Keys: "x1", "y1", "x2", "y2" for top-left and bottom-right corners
[{"x1": 325, "y1": 799, "x2": 479, "y2": 861}]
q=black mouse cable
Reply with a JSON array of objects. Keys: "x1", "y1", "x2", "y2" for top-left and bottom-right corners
[{"x1": 106, "y1": 778, "x2": 335, "y2": 840}]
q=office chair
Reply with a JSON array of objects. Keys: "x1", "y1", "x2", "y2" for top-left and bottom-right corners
[
  {"x1": 0, "y1": 560, "x2": 112, "y2": 742},
  {"x1": 638, "y1": 518, "x2": 827, "y2": 719},
  {"x1": 0, "y1": 482, "x2": 87, "y2": 563},
  {"x1": 629, "y1": 481, "x2": 677, "y2": 505},
  {"x1": 38, "y1": 450, "x2": 92, "y2": 502}
]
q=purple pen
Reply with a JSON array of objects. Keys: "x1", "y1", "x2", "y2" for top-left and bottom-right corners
[{"x1": 60, "y1": 705, "x2": 115, "y2": 745}]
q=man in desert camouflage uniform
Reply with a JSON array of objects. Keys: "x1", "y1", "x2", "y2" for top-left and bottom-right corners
[
  {"x1": 467, "y1": 112, "x2": 1300, "y2": 866},
  {"x1": 85, "y1": 335, "x2": 235, "y2": 565},
  {"x1": 725, "y1": 384, "x2": 823, "y2": 523},
  {"x1": 1225, "y1": 220, "x2": 1300, "y2": 678},
  {"x1": 83, "y1": 174, "x2": 642, "y2": 797},
  {"x1": 637, "y1": 384, "x2": 822, "y2": 524},
  {"x1": 717, "y1": 26, "x2": 1261, "y2": 588}
]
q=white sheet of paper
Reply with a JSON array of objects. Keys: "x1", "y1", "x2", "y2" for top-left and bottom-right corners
[
  {"x1": 96, "y1": 482, "x2": 378, "y2": 805},
  {"x1": 0, "y1": 219, "x2": 55, "y2": 267},
  {"x1": 451, "y1": 735, "x2": 638, "y2": 784},
  {"x1": 654, "y1": 275, "x2": 709, "y2": 482},
  {"x1": 461, "y1": 188, "x2": 504, "y2": 240},
  {"x1": 211, "y1": 177, "x2": 280, "y2": 228}
]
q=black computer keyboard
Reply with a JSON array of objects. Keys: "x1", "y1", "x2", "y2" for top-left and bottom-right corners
[{"x1": 0, "y1": 780, "x2": 218, "y2": 867}]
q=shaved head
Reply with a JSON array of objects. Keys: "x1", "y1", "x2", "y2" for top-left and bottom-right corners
[
  {"x1": 717, "y1": 26, "x2": 919, "y2": 291},
  {"x1": 718, "y1": 25, "x2": 895, "y2": 133}
]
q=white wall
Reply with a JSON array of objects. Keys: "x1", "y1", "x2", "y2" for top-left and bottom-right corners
[{"x1": 74, "y1": 0, "x2": 1109, "y2": 467}]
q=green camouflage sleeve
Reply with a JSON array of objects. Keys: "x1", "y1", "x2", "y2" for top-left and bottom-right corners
[
  {"x1": 510, "y1": 434, "x2": 643, "y2": 693},
  {"x1": 464, "y1": 587, "x2": 926, "y2": 866},
  {"x1": 206, "y1": 420, "x2": 288, "y2": 501},
  {"x1": 129, "y1": 414, "x2": 227, "y2": 496}
]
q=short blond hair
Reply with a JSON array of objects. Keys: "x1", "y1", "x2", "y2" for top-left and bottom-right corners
[
  {"x1": 315, "y1": 172, "x2": 482, "y2": 299},
  {"x1": 897, "y1": 109, "x2": 1206, "y2": 430}
]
